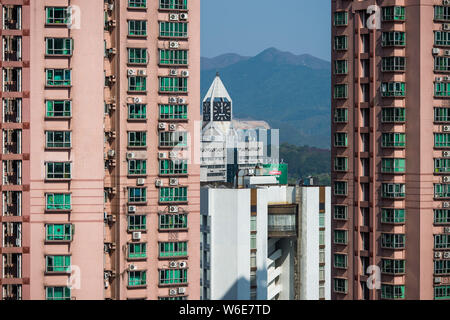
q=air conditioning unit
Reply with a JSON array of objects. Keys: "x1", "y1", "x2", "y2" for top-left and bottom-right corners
[
  {"x1": 169, "y1": 124, "x2": 177, "y2": 131},
  {"x1": 169, "y1": 97, "x2": 178, "y2": 103},
  {"x1": 433, "y1": 48, "x2": 441, "y2": 55},
  {"x1": 107, "y1": 20, "x2": 116, "y2": 28},
  {"x1": 107, "y1": 150, "x2": 115, "y2": 157},
  {"x1": 169, "y1": 205, "x2": 179, "y2": 213},
  {"x1": 170, "y1": 69, "x2": 178, "y2": 76},
  {"x1": 169, "y1": 41, "x2": 179, "y2": 49},
  {"x1": 444, "y1": 176, "x2": 450, "y2": 183},
  {"x1": 178, "y1": 98, "x2": 186, "y2": 104},
  {"x1": 445, "y1": 0, "x2": 450, "y2": 5},
  {"x1": 158, "y1": 123, "x2": 167, "y2": 130},
  {"x1": 444, "y1": 151, "x2": 450, "y2": 158},
  {"x1": 444, "y1": 252, "x2": 450, "y2": 259},
  {"x1": 169, "y1": 13, "x2": 179, "y2": 21},
  {"x1": 169, "y1": 288, "x2": 177, "y2": 296},
  {"x1": 445, "y1": 77, "x2": 450, "y2": 82},
  {"x1": 128, "y1": 206, "x2": 137, "y2": 213},
  {"x1": 128, "y1": 264, "x2": 138, "y2": 271},
  {"x1": 133, "y1": 97, "x2": 142, "y2": 103},
  {"x1": 444, "y1": 24, "x2": 450, "y2": 31},
  {"x1": 435, "y1": 251, "x2": 443, "y2": 258},
  {"x1": 132, "y1": 232, "x2": 142, "y2": 240},
  {"x1": 127, "y1": 69, "x2": 136, "y2": 76},
  {"x1": 126, "y1": 152, "x2": 136, "y2": 159},
  {"x1": 107, "y1": 4, "x2": 114, "y2": 11},
  {"x1": 179, "y1": 261, "x2": 187, "y2": 268},
  {"x1": 155, "y1": 179, "x2": 163, "y2": 187},
  {"x1": 158, "y1": 152, "x2": 167, "y2": 159},
  {"x1": 436, "y1": 77, "x2": 444, "y2": 82},
  {"x1": 107, "y1": 48, "x2": 117, "y2": 56},
  {"x1": 169, "y1": 178, "x2": 179, "y2": 186},
  {"x1": 181, "y1": 70, "x2": 189, "y2": 77},
  {"x1": 444, "y1": 202, "x2": 450, "y2": 208},
  {"x1": 169, "y1": 151, "x2": 177, "y2": 159},
  {"x1": 445, "y1": 227, "x2": 450, "y2": 233},
  {"x1": 435, "y1": 277, "x2": 442, "y2": 284},
  {"x1": 137, "y1": 70, "x2": 146, "y2": 76},
  {"x1": 180, "y1": 13, "x2": 188, "y2": 20},
  {"x1": 445, "y1": 50, "x2": 450, "y2": 56},
  {"x1": 137, "y1": 178, "x2": 146, "y2": 186},
  {"x1": 178, "y1": 287, "x2": 186, "y2": 294},
  {"x1": 169, "y1": 261, "x2": 178, "y2": 268}
]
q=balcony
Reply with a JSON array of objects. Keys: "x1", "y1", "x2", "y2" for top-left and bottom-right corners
[
  {"x1": 2, "y1": 284, "x2": 22, "y2": 300},
  {"x1": 3, "y1": 98, "x2": 22, "y2": 123},
  {"x1": 268, "y1": 204, "x2": 297, "y2": 238},
  {"x1": 2, "y1": 253, "x2": 22, "y2": 278},
  {"x1": 3, "y1": 36, "x2": 22, "y2": 61},
  {"x1": 3, "y1": 129, "x2": 22, "y2": 154},
  {"x1": 3, "y1": 160, "x2": 22, "y2": 185},
  {"x1": 3, "y1": 6, "x2": 22, "y2": 30},
  {"x1": 2, "y1": 222, "x2": 22, "y2": 247},
  {"x1": 2, "y1": 191, "x2": 22, "y2": 217},
  {"x1": 2, "y1": 68, "x2": 22, "y2": 92}
]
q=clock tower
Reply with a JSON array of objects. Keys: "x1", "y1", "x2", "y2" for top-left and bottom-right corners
[{"x1": 202, "y1": 72, "x2": 233, "y2": 126}]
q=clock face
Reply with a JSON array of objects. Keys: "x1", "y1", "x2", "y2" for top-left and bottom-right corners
[
  {"x1": 203, "y1": 101, "x2": 211, "y2": 122},
  {"x1": 213, "y1": 101, "x2": 231, "y2": 121}
]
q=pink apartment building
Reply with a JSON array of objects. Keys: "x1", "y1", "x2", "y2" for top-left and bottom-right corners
[
  {"x1": 0, "y1": 0, "x2": 200, "y2": 300},
  {"x1": 332, "y1": 0, "x2": 450, "y2": 300}
]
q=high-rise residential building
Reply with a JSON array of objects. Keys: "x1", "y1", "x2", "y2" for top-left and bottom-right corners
[
  {"x1": 331, "y1": 0, "x2": 450, "y2": 300},
  {"x1": 0, "y1": 0, "x2": 200, "y2": 300}
]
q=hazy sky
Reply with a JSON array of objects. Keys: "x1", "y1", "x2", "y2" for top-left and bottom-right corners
[{"x1": 201, "y1": 0, "x2": 331, "y2": 60}]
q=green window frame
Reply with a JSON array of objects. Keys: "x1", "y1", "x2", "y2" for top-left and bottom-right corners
[
  {"x1": 159, "y1": 269, "x2": 187, "y2": 285},
  {"x1": 434, "y1": 209, "x2": 450, "y2": 224},
  {"x1": 334, "y1": 84, "x2": 348, "y2": 99},
  {"x1": 334, "y1": 254, "x2": 347, "y2": 269},
  {"x1": 435, "y1": 260, "x2": 450, "y2": 275},
  {"x1": 334, "y1": 132, "x2": 348, "y2": 147},
  {"x1": 334, "y1": 108, "x2": 348, "y2": 123},
  {"x1": 159, "y1": 187, "x2": 188, "y2": 203},
  {"x1": 159, "y1": 241, "x2": 188, "y2": 257},
  {"x1": 333, "y1": 278, "x2": 347, "y2": 293},
  {"x1": 128, "y1": 104, "x2": 147, "y2": 120},
  {"x1": 435, "y1": 184, "x2": 450, "y2": 198},
  {"x1": 159, "y1": 159, "x2": 188, "y2": 175},
  {"x1": 435, "y1": 285, "x2": 450, "y2": 300},
  {"x1": 45, "y1": 162, "x2": 71, "y2": 180},
  {"x1": 381, "y1": 158, "x2": 405, "y2": 173},
  {"x1": 334, "y1": 205, "x2": 348, "y2": 220},
  {"x1": 334, "y1": 11, "x2": 348, "y2": 26},
  {"x1": 435, "y1": 56, "x2": 450, "y2": 72},
  {"x1": 45, "y1": 38, "x2": 73, "y2": 56},
  {"x1": 334, "y1": 181, "x2": 347, "y2": 196},
  {"x1": 159, "y1": 77, "x2": 188, "y2": 92},
  {"x1": 435, "y1": 133, "x2": 450, "y2": 148},
  {"x1": 159, "y1": 49, "x2": 188, "y2": 65},
  {"x1": 435, "y1": 158, "x2": 450, "y2": 173},
  {"x1": 334, "y1": 230, "x2": 348, "y2": 244},
  {"x1": 381, "y1": 108, "x2": 405, "y2": 123},
  {"x1": 127, "y1": 215, "x2": 147, "y2": 231},
  {"x1": 45, "y1": 193, "x2": 71, "y2": 211},
  {"x1": 159, "y1": 22, "x2": 188, "y2": 38},
  {"x1": 381, "y1": 183, "x2": 405, "y2": 198},
  {"x1": 159, "y1": 213, "x2": 188, "y2": 230},
  {"x1": 45, "y1": 255, "x2": 71, "y2": 273},
  {"x1": 381, "y1": 259, "x2": 405, "y2": 274},
  {"x1": 435, "y1": 31, "x2": 450, "y2": 46},
  {"x1": 435, "y1": 108, "x2": 450, "y2": 122},
  {"x1": 128, "y1": 243, "x2": 147, "y2": 258},
  {"x1": 45, "y1": 7, "x2": 70, "y2": 25},
  {"x1": 128, "y1": 187, "x2": 147, "y2": 203},
  {"x1": 381, "y1": 233, "x2": 405, "y2": 249},
  {"x1": 334, "y1": 60, "x2": 348, "y2": 75},
  {"x1": 381, "y1": 82, "x2": 405, "y2": 97},
  {"x1": 46, "y1": 287, "x2": 71, "y2": 300},
  {"x1": 435, "y1": 6, "x2": 450, "y2": 21},
  {"x1": 382, "y1": 31, "x2": 406, "y2": 46},
  {"x1": 45, "y1": 224, "x2": 73, "y2": 241},
  {"x1": 128, "y1": 131, "x2": 147, "y2": 147},
  {"x1": 381, "y1": 57, "x2": 406, "y2": 72},
  {"x1": 46, "y1": 100, "x2": 71, "y2": 118},
  {"x1": 128, "y1": 20, "x2": 147, "y2": 36},
  {"x1": 435, "y1": 82, "x2": 450, "y2": 97},
  {"x1": 381, "y1": 285, "x2": 405, "y2": 299},
  {"x1": 159, "y1": 131, "x2": 188, "y2": 147},
  {"x1": 128, "y1": 0, "x2": 147, "y2": 8},
  {"x1": 159, "y1": 0, "x2": 188, "y2": 10},
  {"x1": 45, "y1": 69, "x2": 71, "y2": 87},
  {"x1": 334, "y1": 36, "x2": 347, "y2": 50},
  {"x1": 334, "y1": 157, "x2": 348, "y2": 172},
  {"x1": 128, "y1": 76, "x2": 147, "y2": 92},
  {"x1": 128, "y1": 48, "x2": 148, "y2": 64},
  {"x1": 128, "y1": 159, "x2": 147, "y2": 175},
  {"x1": 381, "y1": 208, "x2": 406, "y2": 224},
  {"x1": 382, "y1": 6, "x2": 405, "y2": 21},
  {"x1": 45, "y1": 131, "x2": 71, "y2": 149},
  {"x1": 435, "y1": 234, "x2": 450, "y2": 249},
  {"x1": 128, "y1": 271, "x2": 147, "y2": 286},
  {"x1": 159, "y1": 104, "x2": 188, "y2": 120},
  {"x1": 382, "y1": 133, "x2": 406, "y2": 148}
]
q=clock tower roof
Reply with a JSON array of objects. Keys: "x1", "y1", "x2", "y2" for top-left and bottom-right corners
[{"x1": 202, "y1": 73, "x2": 232, "y2": 104}]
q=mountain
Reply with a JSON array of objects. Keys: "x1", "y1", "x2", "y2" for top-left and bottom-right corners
[{"x1": 200, "y1": 48, "x2": 331, "y2": 148}]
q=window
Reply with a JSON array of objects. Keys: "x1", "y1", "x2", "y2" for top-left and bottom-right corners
[
  {"x1": 435, "y1": 285, "x2": 450, "y2": 300},
  {"x1": 334, "y1": 84, "x2": 348, "y2": 99},
  {"x1": 334, "y1": 205, "x2": 348, "y2": 220},
  {"x1": 381, "y1": 158, "x2": 405, "y2": 173},
  {"x1": 128, "y1": 159, "x2": 147, "y2": 175},
  {"x1": 382, "y1": 259, "x2": 405, "y2": 274},
  {"x1": 159, "y1": 159, "x2": 188, "y2": 175},
  {"x1": 381, "y1": 285, "x2": 405, "y2": 299},
  {"x1": 159, "y1": 241, "x2": 188, "y2": 257},
  {"x1": 128, "y1": 243, "x2": 147, "y2": 258},
  {"x1": 435, "y1": 158, "x2": 450, "y2": 173},
  {"x1": 128, "y1": 48, "x2": 148, "y2": 64},
  {"x1": 381, "y1": 233, "x2": 405, "y2": 249},
  {"x1": 159, "y1": 269, "x2": 187, "y2": 285},
  {"x1": 381, "y1": 208, "x2": 405, "y2": 224},
  {"x1": 159, "y1": 49, "x2": 188, "y2": 65},
  {"x1": 159, "y1": 213, "x2": 188, "y2": 230},
  {"x1": 159, "y1": 104, "x2": 188, "y2": 120},
  {"x1": 45, "y1": 193, "x2": 71, "y2": 211},
  {"x1": 129, "y1": 0, "x2": 147, "y2": 8},
  {"x1": 434, "y1": 209, "x2": 450, "y2": 224},
  {"x1": 159, "y1": 187, "x2": 188, "y2": 203},
  {"x1": 128, "y1": 187, "x2": 147, "y2": 203},
  {"x1": 334, "y1": 60, "x2": 348, "y2": 75},
  {"x1": 435, "y1": 184, "x2": 450, "y2": 198},
  {"x1": 435, "y1": 6, "x2": 450, "y2": 21},
  {"x1": 159, "y1": 77, "x2": 188, "y2": 92},
  {"x1": 45, "y1": 162, "x2": 71, "y2": 180},
  {"x1": 334, "y1": 36, "x2": 347, "y2": 50},
  {"x1": 435, "y1": 234, "x2": 450, "y2": 249},
  {"x1": 334, "y1": 278, "x2": 347, "y2": 293},
  {"x1": 159, "y1": 22, "x2": 188, "y2": 38},
  {"x1": 381, "y1": 183, "x2": 405, "y2": 198},
  {"x1": 160, "y1": 0, "x2": 188, "y2": 10},
  {"x1": 435, "y1": 260, "x2": 450, "y2": 275},
  {"x1": 381, "y1": 82, "x2": 405, "y2": 97},
  {"x1": 435, "y1": 82, "x2": 450, "y2": 97},
  {"x1": 435, "y1": 108, "x2": 450, "y2": 122},
  {"x1": 334, "y1": 11, "x2": 348, "y2": 26},
  {"x1": 128, "y1": 131, "x2": 147, "y2": 147},
  {"x1": 435, "y1": 56, "x2": 450, "y2": 72},
  {"x1": 334, "y1": 157, "x2": 348, "y2": 172},
  {"x1": 382, "y1": 6, "x2": 405, "y2": 21},
  {"x1": 334, "y1": 132, "x2": 348, "y2": 147},
  {"x1": 435, "y1": 133, "x2": 450, "y2": 148},
  {"x1": 45, "y1": 38, "x2": 73, "y2": 56},
  {"x1": 45, "y1": 131, "x2": 71, "y2": 149},
  {"x1": 45, "y1": 7, "x2": 70, "y2": 25},
  {"x1": 46, "y1": 100, "x2": 71, "y2": 118},
  {"x1": 381, "y1": 108, "x2": 405, "y2": 122},
  {"x1": 128, "y1": 20, "x2": 147, "y2": 36},
  {"x1": 334, "y1": 230, "x2": 348, "y2": 244},
  {"x1": 45, "y1": 224, "x2": 73, "y2": 241},
  {"x1": 435, "y1": 31, "x2": 450, "y2": 46},
  {"x1": 334, "y1": 108, "x2": 348, "y2": 123},
  {"x1": 128, "y1": 104, "x2": 146, "y2": 120},
  {"x1": 128, "y1": 271, "x2": 147, "y2": 287},
  {"x1": 128, "y1": 76, "x2": 147, "y2": 92},
  {"x1": 382, "y1": 32, "x2": 406, "y2": 46},
  {"x1": 127, "y1": 215, "x2": 146, "y2": 231},
  {"x1": 46, "y1": 287, "x2": 71, "y2": 300},
  {"x1": 334, "y1": 181, "x2": 347, "y2": 196},
  {"x1": 381, "y1": 57, "x2": 406, "y2": 72},
  {"x1": 45, "y1": 69, "x2": 71, "y2": 87},
  {"x1": 45, "y1": 256, "x2": 71, "y2": 273},
  {"x1": 159, "y1": 131, "x2": 188, "y2": 147},
  {"x1": 334, "y1": 254, "x2": 347, "y2": 269},
  {"x1": 382, "y1": 133, "x2": 406, "y2": 147}
]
